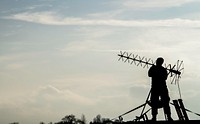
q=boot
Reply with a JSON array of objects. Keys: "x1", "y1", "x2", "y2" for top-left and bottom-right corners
[
  {"x1": 151, "y1": 115, "x2": 157, "y2": 121},
  {"x1": 167, "y1": 115, "x2": 173, "y2": 121}
]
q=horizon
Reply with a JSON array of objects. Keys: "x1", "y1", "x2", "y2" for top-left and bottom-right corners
[{"x1": 1, "y1": 0, "x2": 200, "y2": 124}]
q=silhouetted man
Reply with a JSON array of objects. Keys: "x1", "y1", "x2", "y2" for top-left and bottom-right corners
[{"x1": 148, "y1": 57, "x2": 173, "y2": 121}]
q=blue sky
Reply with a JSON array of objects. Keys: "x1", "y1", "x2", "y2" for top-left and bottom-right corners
[{"x1": 1, "y1": 0, "x2": 200, "y2": 123}]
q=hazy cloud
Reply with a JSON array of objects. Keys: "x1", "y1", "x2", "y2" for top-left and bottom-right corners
[
  {"x1": 32, "y1": 85, "x2": 95, "y2": 106},
  {"x1": 5, "y1": 63, "x2": 24, "y2": 70},
  {"x1": 122, "y1": 0, "x2": 197, "y2": 9},
  {"x1": 4, "y1": 12, "x2": 200, "y2": 27}
]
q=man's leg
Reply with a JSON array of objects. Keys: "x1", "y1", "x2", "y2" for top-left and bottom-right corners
[
  {"x1": 151, "y1": 90, "x2": 159, "y2": 121},
  {"x1": 152, "y1": 107, "x2": 158, "y2": 121},
  {"x1": 161, "y1": 88, "x2": 173, "y2": 121}
]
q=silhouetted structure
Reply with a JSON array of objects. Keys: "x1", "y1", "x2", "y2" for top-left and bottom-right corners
[
  {"x1": 148, "y1": 57, "x2": 172, "y2": 121},
  {"x1": 116, "y1": 51, "x2": 200, "y2": 123}
]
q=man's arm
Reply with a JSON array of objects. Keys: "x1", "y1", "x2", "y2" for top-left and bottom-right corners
[{"x1": 148, "y1": 66, "x2": 154, "y2": 77}]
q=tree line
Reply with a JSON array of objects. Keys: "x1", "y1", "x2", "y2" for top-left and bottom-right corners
[{"x1": 9, "y1": 114, "x2": 117, "y2": 124}]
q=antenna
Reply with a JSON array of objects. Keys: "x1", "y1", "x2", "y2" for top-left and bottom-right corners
[
  {"x1": 116, "y1": 51, "x2": 200, "y2": 121},
  {"x1": 118, "y1": 51, "x2": 184, "y2": 84}
]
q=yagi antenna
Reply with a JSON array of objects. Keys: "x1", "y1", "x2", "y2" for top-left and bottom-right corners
[{"x1": 118, "y1": 51, "x2": 184, "y2": 84}]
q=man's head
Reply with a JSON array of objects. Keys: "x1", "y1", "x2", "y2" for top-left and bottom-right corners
[{"x1": 156, "y1": 57, "x2": 164, "y2": 66}]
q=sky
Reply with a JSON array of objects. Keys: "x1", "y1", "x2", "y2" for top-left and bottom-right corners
[{"x1": 1, "y1": 0, "x2": 200, "y2": 123}]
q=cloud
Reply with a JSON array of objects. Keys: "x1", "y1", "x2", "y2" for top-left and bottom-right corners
[
  {"x1": 122, "y1": 0, "x2": 197, "y2": 9},
  {"x1": 33, "y1": 85, "x2": 95, "y2": 106},
  {"x1": 4, "y1": 12, "x2": 200, "y2": 27},
  {"x1": 5, "y1": 63, "x2": 24, "y2": 70},
  {"x1": 0, "y1": 84, "x2": 97, "y2": 123}
]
